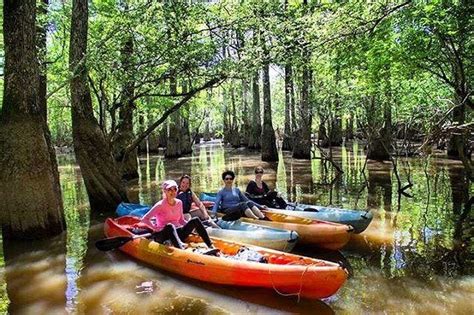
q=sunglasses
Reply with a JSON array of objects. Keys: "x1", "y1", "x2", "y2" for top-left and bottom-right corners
[
  {"x1": 255, "y1": 170, "x2": 264, "y2": 174},
  {"x1": 165, "y1": 187, "x2": 177, "y2": 192},
  {"x1": 224, "y1": 177, "x2": 234, "y2": 181}
]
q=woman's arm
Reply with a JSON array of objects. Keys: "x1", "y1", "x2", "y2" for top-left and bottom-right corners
[
  {"x1": 211, "y1": 190, "x2": 223, "y2": 216},
  {"x1": 141, "y1": 203, "x2": 161, "y2": 228},
  {"x1": 176, "y1": 199, "x2": 187, "y2": 226},
  {"x1": 191, "y1": 191, "x2": 206, "y2": 211}
]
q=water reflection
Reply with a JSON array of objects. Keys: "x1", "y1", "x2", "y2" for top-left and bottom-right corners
[
  {"x1": 4, "y1": 237, "x2": 67, "y2": 314},
  {"x1": 0, "y1": 141, "x2": 472, "y2": 313}
]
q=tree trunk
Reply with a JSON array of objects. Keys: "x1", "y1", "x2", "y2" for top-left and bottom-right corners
[
  {"x1": 367, "y1": 96, "x2": 391, "y2": 160},
  {"x1": 111, "y1": 33, "x2": 138, "y2": 181},
  {"x1": 290, "y1": 76, "x2": 297, "y2": 141},
  {"x1": 38, "y1": 0, "x2": 48, "y2": 121},
  {"x1": 292, "y1": 64, "x2": 312, "y2": 159},
  {"x1": 327, "y1": 118, "x2": 343, "y2": 146},
  {"x1": 229, "y1": 81, "x2": 241, "y2": 148},
  {"x1": 240, "y1": 79, "x2": 250, "y2": 146},
  {"x1": 346, "y1": 113, "x2": 354, "y2": 140},
  {"x1": 318, "y1": 120, "x2": 329, "y2": 146},
  {"x1": 180, "y1": 81, "x2": 193, "y2": 154},
  {"x1": 282, "y1": 64, "x2": 294, "y2": 151},
  {"x1": 248, "y1": 71, "x2": 262, "y2": 149},
  {"x1": 0, "y1": 0, "x2": 64, "y2": 239},
  {"x1": 448, "y1": 0, "x2": 472, "y2": 160},
  {"x1": 165, "y1": 77, "x2": 182, "y2": 158},
  {"x1": 261, "y1": 62, "x2": 278, "y2": 161},
  {"x1": 447, "y1": 98, "x2": 467, "y2": 158},
  {"x1": 158, "y1": 125, "x2": 167, "y2": 148},
  {"x1": 329, "y1": 66, "x2": 343, "y2": 146},
  {"x1": 221, "y1": 86, "x2": 230, "y2": 144},
  {"x1": 329, "y1": 116, "x2": 343, "y2": 146},
  {"x1": 204, "y1": 90, "x2": 212, "y2": 141},
  {"x1": 69, "y1": 0, "x2": 127, "y2": 212}
]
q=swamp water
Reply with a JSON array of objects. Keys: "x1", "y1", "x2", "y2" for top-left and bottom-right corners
[{"x1": 0, "y1": 141, "x2": 472, "y2": 314}]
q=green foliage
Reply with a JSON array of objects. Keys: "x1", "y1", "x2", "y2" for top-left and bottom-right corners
[{"x1": 2, "y1": 1, "x2": 470, "y2": 147}]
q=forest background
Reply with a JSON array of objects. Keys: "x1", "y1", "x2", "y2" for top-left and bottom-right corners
[{"x1": 0, "y1": 0, "x2": 472, "y2": 240}]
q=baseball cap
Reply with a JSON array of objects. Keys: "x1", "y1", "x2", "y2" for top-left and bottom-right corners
[{"x1": 162, "y1": 180, "x2": 178, "y2": 190}]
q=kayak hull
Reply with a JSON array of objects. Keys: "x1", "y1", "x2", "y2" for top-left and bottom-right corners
[
  {"x1": 104, "y1": 216, "x2": 347, "y2": 299},
  {"x1": 116, "y1": 203, "x2": 298, "y2": 252},
  {"x1": 243, "y1": 210, "x2": 353, "y2": 250},
  {"x1": 200, "y1": 192, "x2": 371, "y2": 234},
  {"x1": 270, "y1": 205, "x2": 373, "y2": 234}
]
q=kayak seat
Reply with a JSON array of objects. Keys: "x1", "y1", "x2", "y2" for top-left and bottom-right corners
[
  {"x1": 192, "y1": 247, "x2": 221, "y2": 256},
  {"x1": 233, "y1": 247, "x2": 268, "y2": 263}
]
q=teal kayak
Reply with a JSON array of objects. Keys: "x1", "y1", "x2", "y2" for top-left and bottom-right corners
[
  {"x1": 200, "y1": 192, "x2": 372, "y2": 233},
  {"x1": 116, "y1": 203, "x2": 299, "y2": 252}
]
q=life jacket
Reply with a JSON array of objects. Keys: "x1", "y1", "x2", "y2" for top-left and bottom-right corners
[{"x1": 177, "y1": 189, "x2": 193, "y2": 214}]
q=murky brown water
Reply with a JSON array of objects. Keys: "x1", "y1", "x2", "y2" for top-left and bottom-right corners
[{"x1": 1, "y1": 141, "x2": 472, "y2": 314}]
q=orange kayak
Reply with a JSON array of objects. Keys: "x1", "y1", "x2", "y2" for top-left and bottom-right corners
[
  {"x1": 248, "y1": 211, "x2": 353, "y2": 250},
  {"x1": 202, "y1": 201, "x2": 353, "y2": 250},
  {"x1": 104, "y1": 216, "x2": 348, "y2": 299}
]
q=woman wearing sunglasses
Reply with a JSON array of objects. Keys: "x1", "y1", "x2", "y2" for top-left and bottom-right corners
[
  {"x1": 211, "y1": 170, "x2": 267, "y2": 220},
  {"x1": 141, "y1": 180, "x2": 218, "y2": 254},
  {"x1": 246, "y1": 166, "x2": 287, "y2": 209}
]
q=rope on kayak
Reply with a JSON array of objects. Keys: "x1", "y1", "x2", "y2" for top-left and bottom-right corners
[{"x1": 268, "y1": 261, "x2": 313, "y2": 303}]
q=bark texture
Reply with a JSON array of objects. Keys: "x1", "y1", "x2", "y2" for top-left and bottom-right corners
[
  {"x1": 261, "y1": 62, "x2": 278, "y2": 161},
  {"x1": 179, "y1": 81, "x2": 193, "y2": 154},
  {"x1": 165, "y1": 77, "x2": 182, "y2": 158},
  {"x1": 111, "y1": 34, "x2": 138, "y2": 180},
  {"x1": 0, "y1": 0, "x2": 64, "y2": 239},
  {"x1": 292, "y1": 64, "x2": 312, "y2": 159},
  {"x1": 248, "y1": 71, "x2": 262, "y2": 149},
  {"x1": 282, "y1": 64, "x2": 294, "y2": 151},
  {"x1": 229, "y1": 81, "x2": 241, "y2": 148},
  {"x1": 240, "y1": 79, "x2": 250, "y2": 146},
  {"x1": 69, "y1": 0, "x2": 127, "y2": 212}
]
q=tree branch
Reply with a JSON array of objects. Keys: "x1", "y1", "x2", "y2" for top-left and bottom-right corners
[{"x1": 121, "y1": 75, "x2": 225, "y2": 158}]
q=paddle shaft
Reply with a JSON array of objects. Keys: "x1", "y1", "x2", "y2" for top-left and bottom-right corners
[{"x1": 95, "y1": 232, "x2": 154, "y2": 251}]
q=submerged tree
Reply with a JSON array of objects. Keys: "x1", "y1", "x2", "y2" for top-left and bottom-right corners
[
  {"x1": 248, "y1": 70, "x2": 262, "y2": 149},
  {"x1": 69, "y1": 0, "x2": 128, "y2": 212},
  {"x1": 292, "y1": 0, "x2": 312, "y2": 159},
  {"x1": 261, "y1": 59, "x2": 278, "y2": 161},
  {"x1": 0, "y1": 0, "x2": 64, "y2": 239}
]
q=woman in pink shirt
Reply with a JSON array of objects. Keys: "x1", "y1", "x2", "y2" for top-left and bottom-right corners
[{"x1": 142, "y1": 180, "x2": 216, "y2": 252}]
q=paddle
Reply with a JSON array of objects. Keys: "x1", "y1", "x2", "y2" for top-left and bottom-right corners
[{"x1": 95, "y1": 233, "x2": 154, "y2": 251}]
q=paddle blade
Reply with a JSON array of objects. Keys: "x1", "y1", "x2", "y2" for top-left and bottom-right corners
[{"x1": 95, "y1": 236, "x2": 133, "y2": 251}]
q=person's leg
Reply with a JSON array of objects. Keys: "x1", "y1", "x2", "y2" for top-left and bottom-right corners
[
  {"x1": 244, "y1": 208, "x2": 259, "y2": 219},
  {"x1": 275, "y1": 196, "x2": 288, "y2": 209},
  {"x1": 221, "y1": 203, "x2": 246, "y2": 221},
  {"x1": 250, "y1": 206, "x2": 265, "y2": 218},
  {"x1": 177, "y1": 217, "x2": 213, "y2": 248},
  {"x1": 246, "y1": 201, "x2": 265, "y2": 219},
  {"x1": 183, "y1": 213, "x2": 192, "y2": 221},
  {"x1": 196, "y1": 209, "x2": 221, "y2": 228},
  {"x1": 153, "y1": 224, "x2": 186, "y2": 249},
  {"x1": 191, "y1": 208, "x2": 211, "y2": 221}
]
